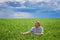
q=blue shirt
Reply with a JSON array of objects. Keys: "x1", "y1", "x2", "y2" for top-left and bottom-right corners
[{"x1": 30, "y1": 26, "x2": 43, "y2": 34}]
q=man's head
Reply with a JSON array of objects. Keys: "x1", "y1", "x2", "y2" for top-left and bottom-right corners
[{"x1": 35, "y1": 21, "x2": 40, "y2": 28}]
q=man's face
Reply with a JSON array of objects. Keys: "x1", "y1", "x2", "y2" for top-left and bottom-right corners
[{"x1": 35, "y1": 23, "x2": 39, "y2": 28}]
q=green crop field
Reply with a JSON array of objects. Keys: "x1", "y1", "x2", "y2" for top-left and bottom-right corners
[{"x1": 0, "y1": 18, "x2": 60, "y2": 40}]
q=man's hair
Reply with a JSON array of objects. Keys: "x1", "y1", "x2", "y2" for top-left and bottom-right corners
[{"x1": 35, "y1": 21, "x2": 40, "y2": 26}]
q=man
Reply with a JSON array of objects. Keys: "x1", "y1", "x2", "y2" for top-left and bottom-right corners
[{"x1": 21, "y1": 21, "x2": 44, "y2": 35}]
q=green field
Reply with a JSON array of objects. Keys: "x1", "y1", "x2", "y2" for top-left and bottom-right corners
[{"x1": 0, "y1": 18, "x2": 60, "y2": 40}]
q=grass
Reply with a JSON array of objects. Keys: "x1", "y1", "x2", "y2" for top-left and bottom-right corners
[{"x1": 0, "y1": 18, "x2": 60, "y2": 40}]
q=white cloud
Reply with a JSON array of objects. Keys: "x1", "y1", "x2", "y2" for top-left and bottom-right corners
[
  {"x1": 28, "y1": 0, "x2": 50, "y2": 2},
  {"x1": 0, "y1": 0, "x2": 54, "y2": 3},
  {"x1": 0, "y1": 12, "x2": 4, "y2": 16},
  {"x1": 0, "y1": 0, "x2": 60, "y2": 3},
  {"x1": 12, "y1": 12, "x2": 34, "y2": 18},
  {"x1": 0, "y1": 0, "x2": 5, "y2": 2},
  {"x1": 0, "y1": 0, "x2": 25, "y2": 4},
  {"x1": 0, "y1": 0, "x2": 60, "y2": 10}
]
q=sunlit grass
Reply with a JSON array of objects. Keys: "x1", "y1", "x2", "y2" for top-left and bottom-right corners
[{"x1": 0, "y1": 18, "x2": 60, "y2": 40}]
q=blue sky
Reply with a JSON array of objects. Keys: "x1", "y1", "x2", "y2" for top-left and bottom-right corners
[{"x1": 0, "y1": 0, "x2": 60, "y2": 18}]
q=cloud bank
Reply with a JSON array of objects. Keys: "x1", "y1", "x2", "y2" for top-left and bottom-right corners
[
  {"x1": 0, "y1": 0, "x2": 60, "y2": 18},
  {"x1": 12, "y1": 12, "x2": 34, "y2": 18}
]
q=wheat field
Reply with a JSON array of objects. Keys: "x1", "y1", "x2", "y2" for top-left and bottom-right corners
[{"x1": 0, "y1": 18, "x2": 60, "y2": 40}]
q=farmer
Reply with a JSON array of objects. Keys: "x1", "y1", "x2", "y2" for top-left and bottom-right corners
[{"x1": 21, "y1": 21, "x2": 44, "y2": 35}]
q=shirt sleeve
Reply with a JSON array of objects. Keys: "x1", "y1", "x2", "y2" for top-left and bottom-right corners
[
  {"x1": 30, "y1": 27, "x2": 34, "y2": 32},
  {"x1": 41, "y1": 26, "x2": 44, "y2": 34}
]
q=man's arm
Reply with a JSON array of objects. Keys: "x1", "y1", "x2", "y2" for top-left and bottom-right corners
[
  {"x1": 41, "y1": 27, "x2": 44, "y2": 34},
  {"x1": 21, "y1": 27, "x2": 34, "y2": 35},
  {"x1": 21, "y1": 31, "x2": 31, "y2": 35}
]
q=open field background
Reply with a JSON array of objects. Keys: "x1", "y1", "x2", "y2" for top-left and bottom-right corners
[{"x1": 0, "y1": 18, "x2": 60, "y2": 40}]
